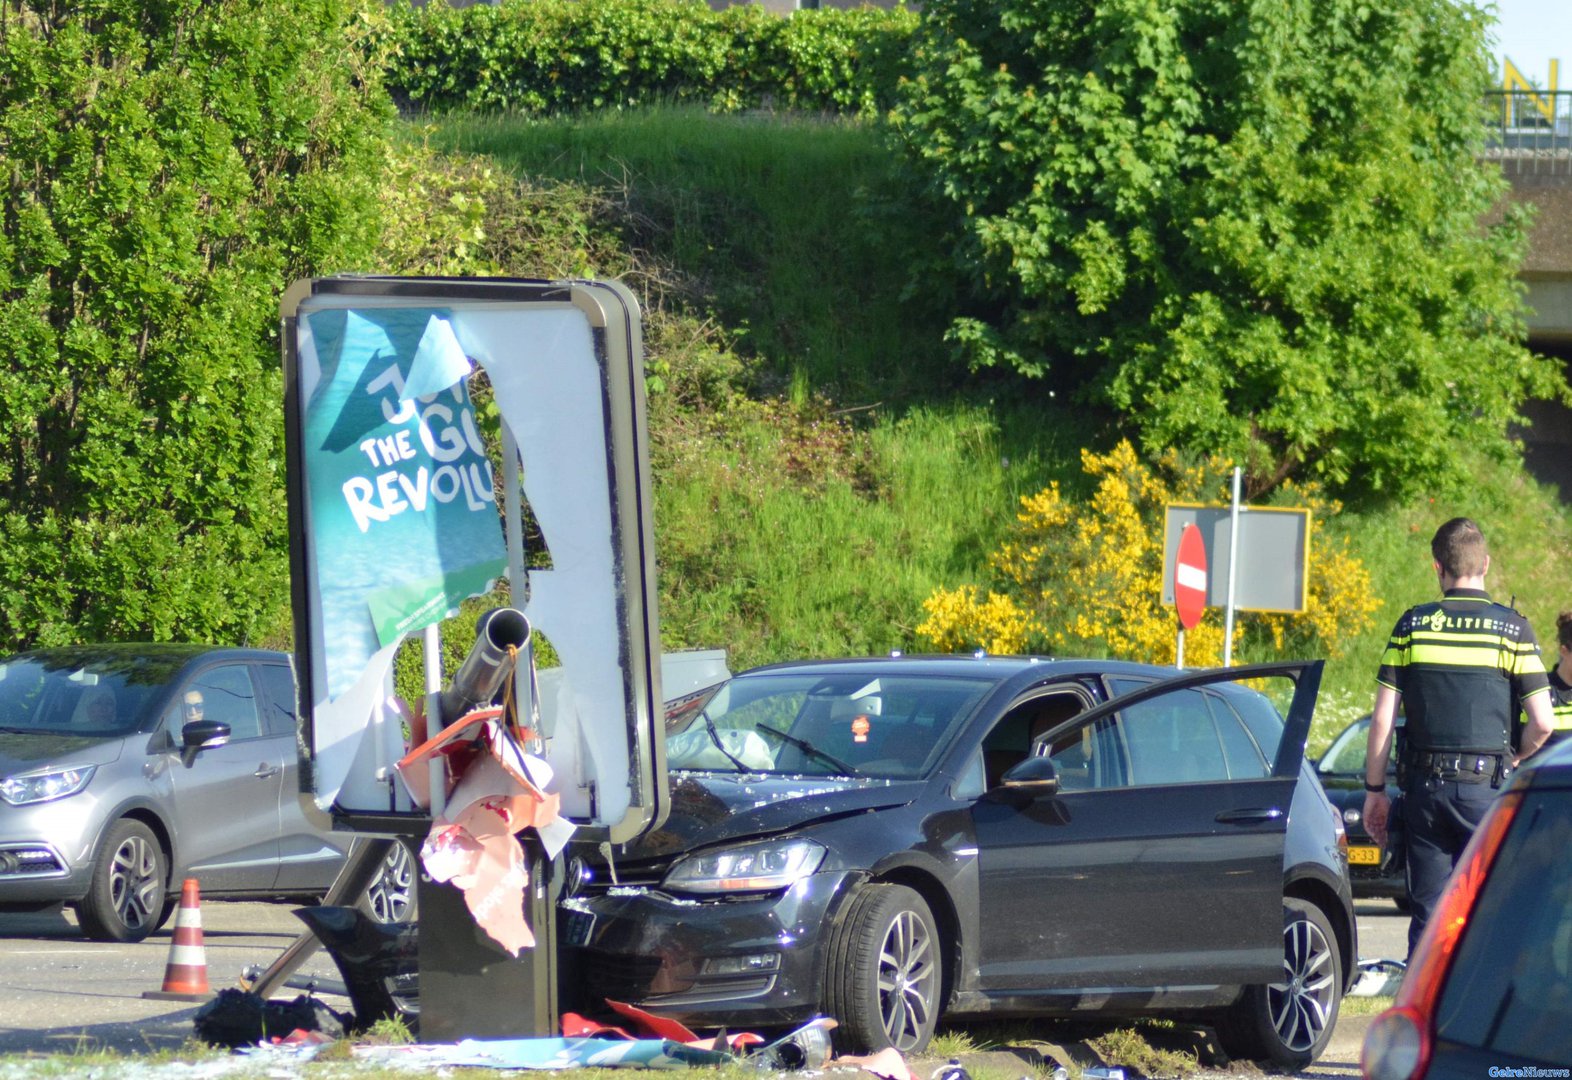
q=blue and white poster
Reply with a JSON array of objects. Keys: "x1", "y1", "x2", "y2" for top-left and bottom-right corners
[{"x1": 302, "y1": 307, "x2": 507, "y2": 701}]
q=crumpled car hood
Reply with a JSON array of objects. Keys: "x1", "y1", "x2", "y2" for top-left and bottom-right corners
[
  {"x1": 0, "y1": 732, "x2": 124, "y2": 774},
  {"x1": 626, "y1": 772, "x2": 923, "y2": 858}
]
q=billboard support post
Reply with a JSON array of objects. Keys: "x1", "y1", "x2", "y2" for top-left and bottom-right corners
[{"x1": 423, "y1": 623, "x2": 445, "y2": 819}]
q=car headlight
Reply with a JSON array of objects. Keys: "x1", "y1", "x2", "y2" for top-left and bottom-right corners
[
  {"x1": 662, "y1": 838, "x2": 826, "y2": 894},
  {"x1": 0, "y1": 766, "x2": 96, "y2": 806}
]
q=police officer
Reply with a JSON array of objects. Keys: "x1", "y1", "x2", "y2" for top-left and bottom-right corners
[
  {"x1": 1363, "y1": 518, "x2": 1556, "y2": 958},
  {"x1": 1530, "y1": 611, "x2": 1572, "y2": 752}
]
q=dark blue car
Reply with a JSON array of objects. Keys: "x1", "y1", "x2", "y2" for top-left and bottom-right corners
[
  {"x1": 1315, "y1": 714, "x2": 1408, "y2": 908},
  {"x1": 561, "y1": 656, "x2": 1357, "y2": 1069}
]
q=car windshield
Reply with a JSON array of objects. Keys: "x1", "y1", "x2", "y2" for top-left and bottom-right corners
[
  {"x1": 1318, "y1": 714, "x2": 1405, "y2": 776},
  {"x1": 1318, "y1": 717, "x2": 1371, "y2": 775},
  {"x1": 0, "y1": 652, "x2": 183, "y2": 738},
  {"x1": 664, "y1": 671, "x2": 994, "y2": 779}
]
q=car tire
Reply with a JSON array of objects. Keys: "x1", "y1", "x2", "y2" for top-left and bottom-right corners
[
  {"x1": 359, "y1": 838, "x2": 418, "y2": 924},
  {"x1": 75, "y1": 819, "x2": 167, "y2": 943},
  {"x1": 1216, "y1": 897, "x2": 1342, "y2": 1070},
  {"x1": 823, "y1": 883, "x2": 942, "y2": 1055}
]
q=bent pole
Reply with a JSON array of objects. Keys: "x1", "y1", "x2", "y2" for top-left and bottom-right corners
[{"x1": 244, "y1": 837, "x2": 394, "y2": 1000}]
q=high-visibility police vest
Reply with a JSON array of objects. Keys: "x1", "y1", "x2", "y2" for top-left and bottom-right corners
[
  {"x1": 1377, "y1": 588, "x2": 1550, "y2": 755},
  {"x1": 1533, "y1": 668, "x2": 1572, "y2": 751}
]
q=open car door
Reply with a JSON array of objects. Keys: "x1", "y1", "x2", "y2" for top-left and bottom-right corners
[{"x1": 971, "y1": 660, "x2": 1321, "y2": 993}]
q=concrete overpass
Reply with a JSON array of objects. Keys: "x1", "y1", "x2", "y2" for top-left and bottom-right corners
[
  {"x1": 1505, "y1": 168, "x2": 1572, "y2": 496},
  {"x1": 1486, "y1": 94, "x2": 1572, "y2": 495},
  {"x1": 1501, "y1": 169, "x2": 1572, "y2": 494}
]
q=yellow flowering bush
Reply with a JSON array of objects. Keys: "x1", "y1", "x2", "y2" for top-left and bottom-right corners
[{"x1": 917, "y1": 442, "x2": 1380, "y2": 665}]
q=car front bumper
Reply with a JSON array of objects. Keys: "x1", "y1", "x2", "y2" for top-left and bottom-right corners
[
  {"x1": 1345, "y1": 837, "x2": 1406, "y2": 900},
  {"x1": 560, "y1": 868, "x2": 864, "y2": 1030},
  {"x1": 0, "y1": 799, "x2": 100, "y2": 904}
]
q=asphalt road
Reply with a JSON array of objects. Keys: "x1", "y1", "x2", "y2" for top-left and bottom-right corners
[
  {"x1": 0, "y1": 899, "x2": 345, "y2": 1055},
  {"x1": 0, "y1": 897, "x2": 1412, "y2": 1060}
]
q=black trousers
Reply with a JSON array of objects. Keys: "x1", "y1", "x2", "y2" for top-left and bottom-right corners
[{"x1": 1400, "y1": 774, "x2": 1497, "y2": 959}]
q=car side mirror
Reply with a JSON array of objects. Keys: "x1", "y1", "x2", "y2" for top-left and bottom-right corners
[
  {"x1": 992, "y1": 755, "x2": 1060, "y2": 798},
  {"x1": 180, "y1": 719, "x2": 231, "y2": 764}
]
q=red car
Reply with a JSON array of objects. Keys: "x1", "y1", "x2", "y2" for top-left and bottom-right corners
[{"x1": 1362, "y1": 741, "x2": 1572, "y2": 1079}]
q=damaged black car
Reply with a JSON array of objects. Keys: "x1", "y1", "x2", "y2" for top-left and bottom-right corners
[{"x1": 559, "y1": 656, "x2": 1356, "y2": 1069}]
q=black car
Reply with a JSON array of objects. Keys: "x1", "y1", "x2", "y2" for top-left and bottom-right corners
[
  {"x1": 1362, "y1": 739, "x2": 1572, "y2": 1079},
  {"x1": 1315, "y1": 714, "x2": 1408, "y2": 907},
  {"x1": 561, "y1": 656, "x2": 1357, "y2": 1068}
]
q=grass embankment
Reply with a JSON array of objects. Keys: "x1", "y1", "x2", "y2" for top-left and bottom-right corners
[{"x1": 426, "y1": 105, "x2": 1572, "y2": 753}]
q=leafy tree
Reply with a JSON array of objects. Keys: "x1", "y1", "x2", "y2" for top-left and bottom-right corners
[
  {"x1": 916, "y1": 441, "x2": 1380, "y2": 666},
  {"x1": 890, "y1": 0, "x2": 1566, "y2": 500},
  {"x1": 0, "y1": 0, "x2": 389, "y2": 650}
]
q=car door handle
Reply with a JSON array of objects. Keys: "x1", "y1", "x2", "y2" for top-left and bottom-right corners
[
  {"x1": 254, "y1": 764, "x2": 280, "y2": 779},
  {"x1": 1215, "y1": 807, "x2": 1284, "y2": 824}
]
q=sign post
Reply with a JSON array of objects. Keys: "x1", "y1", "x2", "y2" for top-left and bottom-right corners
[{"x1": 1174, "y1": 523, "x2": 1207, "y2": 669}]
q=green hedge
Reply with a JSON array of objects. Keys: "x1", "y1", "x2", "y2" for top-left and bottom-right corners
[
  {"x1": 0, "y1": 0, "x2": 390, "y2": 650},
  {"x1": 377, "y1": 0, "x2": 918, "y2": 117}
]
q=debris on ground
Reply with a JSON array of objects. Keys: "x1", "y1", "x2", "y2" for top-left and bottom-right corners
[
  {"x1": 1350, "y1": 958, "x2": 1406, "y2": 997},
  {"x1": 193, "y1": 988, "x2": 350, "y2": 1049}
]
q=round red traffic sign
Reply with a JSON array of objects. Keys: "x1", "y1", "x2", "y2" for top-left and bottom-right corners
[{"x1": 1175, "y1": 523, "x2": 1207, "y2": 630}]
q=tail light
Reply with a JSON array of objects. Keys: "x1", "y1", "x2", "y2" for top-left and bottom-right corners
[{"x1": 1362, "y1": 790, "x2": 1523, "y2": 1080}]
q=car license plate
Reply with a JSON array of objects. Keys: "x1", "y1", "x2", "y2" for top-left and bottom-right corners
[
  {"x1": 562, "y1": 908, "x2": 596, "y2": 947},
  {"x1": 1348, "y1": 845, "x2": 1381, "y2": 866}
]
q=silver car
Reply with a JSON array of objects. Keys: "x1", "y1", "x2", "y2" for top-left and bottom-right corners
[{"x1": 0, "y1": 644, "x2": 413, "y2": 941}]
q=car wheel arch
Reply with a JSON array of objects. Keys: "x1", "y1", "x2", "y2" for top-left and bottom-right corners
[
  {"x1": 92, "y1": 801, "x2": 176, "y2": 877},
  {"x1": 867, "y1": 865, "x2": 960, "y2": 1010},
  {"x1": 1284, "y1": 872, "x2": 1355, "y2": 994}
]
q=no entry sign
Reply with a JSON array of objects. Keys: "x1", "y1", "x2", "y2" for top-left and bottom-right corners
[{"x1": 1174, "y1": 523, "x2": 1207, "y2": 630}]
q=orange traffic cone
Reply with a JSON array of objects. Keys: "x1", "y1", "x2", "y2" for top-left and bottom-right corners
[{"x1": 143, "y1": 878, "x2": 214, "y2": 1001}]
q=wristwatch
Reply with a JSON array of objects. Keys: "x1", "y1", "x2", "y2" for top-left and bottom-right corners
[{"x1": 1363, "y1": 780, "x2": 1386, "y2": 793}]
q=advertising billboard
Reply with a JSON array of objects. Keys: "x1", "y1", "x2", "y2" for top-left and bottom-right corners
[{"x1": 280, "y1": 276, "x2": 664, "y2": 844}]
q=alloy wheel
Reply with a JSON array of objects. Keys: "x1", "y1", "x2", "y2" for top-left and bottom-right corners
[
  {"x1": 876, "y1": 909, "x2": 939, "y2": 1051},
  {"x1": 1268, "y1": 911, "x2": 1337, "y2": 1052},
  {"x1": 366, "y1": 841, "x2": 416, "y2": 923},
  {"x1": 108, "y1": 834, "x2": 161, "y2": 932}
]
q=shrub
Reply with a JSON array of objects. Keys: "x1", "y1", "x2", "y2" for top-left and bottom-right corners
[
  {"x1": 916, "y1": 442, "x2": 1381, "y2": 666},
  {"x1": 377, "y1": 0, "x2": 917, "y2": 117},
  {"x1": 890, "y1": 0, "x2": 1566, "y2": 502}
]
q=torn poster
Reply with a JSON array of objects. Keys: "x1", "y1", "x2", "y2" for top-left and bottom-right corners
[
  {"x1": 405, "y1": 712, "x2": 574, "y2": 954},
  {"x1": 299, "y1": 307, "x2": 506, "y2": 703}
]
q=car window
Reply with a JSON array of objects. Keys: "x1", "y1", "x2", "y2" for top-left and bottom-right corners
[
  {"x1": 1121, "y1": 689, "x2": 1230, "y2": 785},
  {"x1": 165, "y1": 665, "x2": 262, "y2": 741},
  {"x1": 1433, "y1": 794, "x2": 1572, "y2": 1060},
  {"x1": 1043, "y1": 716, "x2": 1123, "y2": 789},
  {"x1": 980, "y1": 690, "x2": 1088, "y2": 788},
  {"x1": 253, "y1": 663, "x2": 297, "y2": 737},
  {"x1": 1049, "y1": 684, "x2": 1231, "y2": 789},
  {"x1": 1317, "y1": 715, "x2": 1405, "y2": 777},
  {"x1": 1227, "y1": 689, "x2": 1289, "y2": 771},
  {"x1": 1206, "y1": 692, "x2": 1272, "y2": 779}
]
